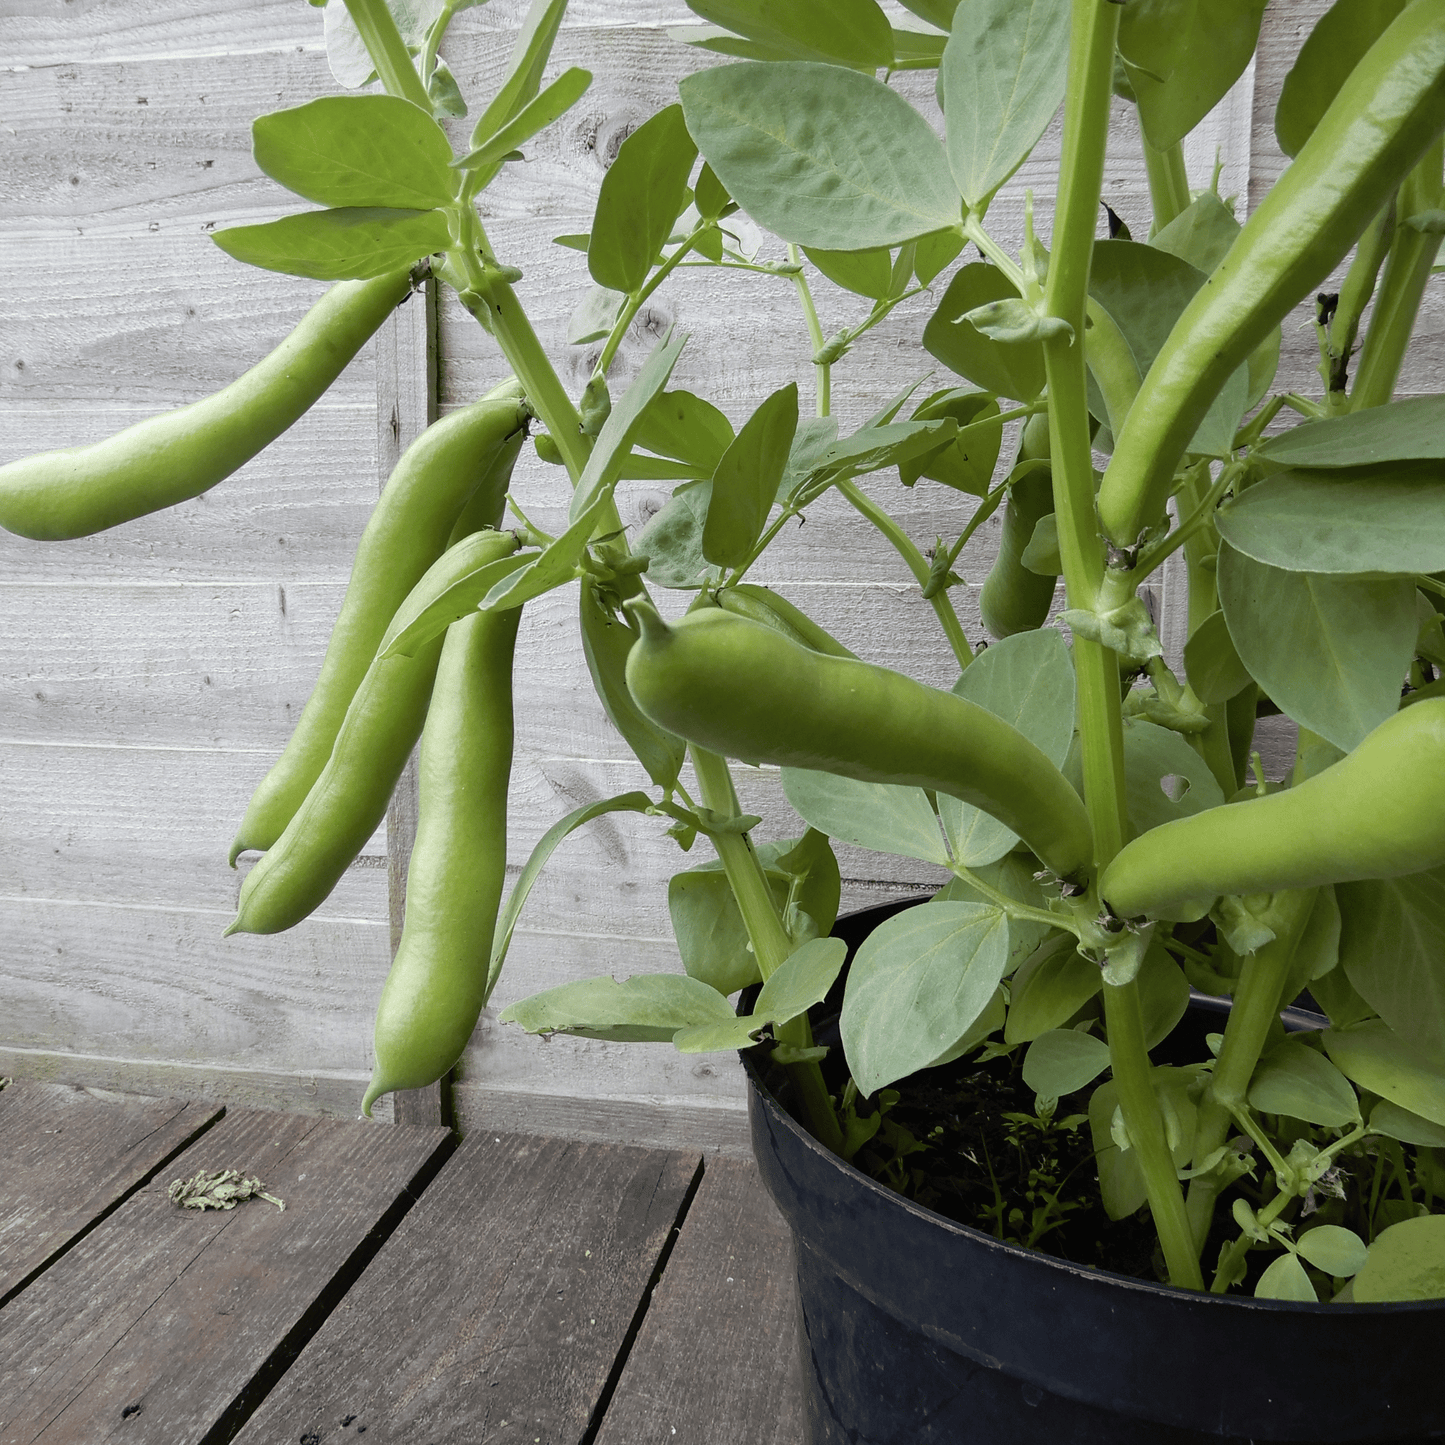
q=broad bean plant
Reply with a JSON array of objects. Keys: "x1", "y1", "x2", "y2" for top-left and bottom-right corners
[{"x1": 5, "y1": 0, "x2": 1445, "y2": 1300}]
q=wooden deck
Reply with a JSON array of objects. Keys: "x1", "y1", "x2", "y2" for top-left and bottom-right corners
[{"x1": 0, "y1": 1077, "x2": 805, "y2": 1445}]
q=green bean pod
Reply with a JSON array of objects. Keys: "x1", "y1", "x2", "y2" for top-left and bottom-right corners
[
  {"x1": 0, "y1": 269, "x2": 414, "y2": 540},
  {"x1": 225, "y1": 528, "x2": 522, "y2": 936},
  {"x1": 716, "y1": 583, "x2": 858, "y2": 658},
  {"x1": 361, "y1": 605, "x2": 519, "y2": 1116},
  {"x1": 624, "y1": 602, "x2": 1093, "y2": 882},
  {"x1": 1101, "y1": 700, "x2": 1445, "y2": 917},
  {"x1": 980, "y1": 412, "x2": 1056, "y2": 640},
  {"x1": 1098, "y1": 0, "x2": 1445, "y2": 543},
  {"x1": 229, "y1": 384, "x2": 529, "y2": 864}
]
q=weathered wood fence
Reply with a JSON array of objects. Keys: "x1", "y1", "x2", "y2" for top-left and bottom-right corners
[{"x1": 2, "y1": 0, "x2": 1424, "y2": 1144}]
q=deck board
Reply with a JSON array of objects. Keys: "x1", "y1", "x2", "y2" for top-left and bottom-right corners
[
  {"x1": 595, "y1": 1157, "x2": 805, "y2": 1445},
  {"x1": 0, "y1": 1107, "x2": 451, "y2": 1444},
  {"x1": 0, "y1": 1078, "x2": 223, "y2": 1305},
  {"x1": 231, "y1": 1132, "x2": 701, "y2": 1445}
]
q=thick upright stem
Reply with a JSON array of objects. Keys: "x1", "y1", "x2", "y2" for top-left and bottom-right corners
[
  {"x1": 1185, "y1": 889, "x2": 1317, "y2": 1247},
  {"x1": 341, "y1": 0, "x2": 433, "y2": 112},
  {"x1": 1351, "y1": 140, "x2": 1444, "y2": 410},
  {"x1": 1143, "y1": 139, "x2": 1191, "y2": 232},
  {"x1": 690, "y1": 748, "x2": 843, "y2": 1153},
  {"x1": 1046, "y1": 0, "x2": 1200, "y2": 1291}
]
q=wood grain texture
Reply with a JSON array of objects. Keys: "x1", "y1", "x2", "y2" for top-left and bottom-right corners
[
  {"x1": 0, "y1": 1079, "x2": 223, "y2": 1304},
  {"x1": 0, "y1": 1107, "x2": 452, "y2": 1445},
  {"x1": 230, "y1": 1132, "x2": 700, "y2": 1445},
  {"x1": 595, "y1": 1157, "x2": 804, "y2": 1444}
]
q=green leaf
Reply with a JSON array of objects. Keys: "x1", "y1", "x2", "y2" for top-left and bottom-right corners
[
  {"x1": 1248, "y1": 1039, "x2": 1361, "y2": 1127},
  {"x1": 489, "y1": 791, "x2": 657, "y2": 991},
  {"x1": 1088, "y1": 239, "x2": 1248, "y2": 456},
  {"x1": 1088, "y1": 1066, "x2": 1199, "y2": 1220},
  {"x1": 841, "y1": 902, "x2": 1012, "y2": 1094},
  {"x1": 1022, "y1": 1028, "x2": 1111, "y2": 1099},
  {"x1": 589, "y1": 104, "x2": 698, "y2": 295},
  {"x1": 1274, "y1": 0, "x2": 1409, "y2": 158},
  {"x1": 964, "y1": 299, "x2": 1072, "y2": 345},
  {"x1": 899, "y1": 389, "x2": 1002, "y2": 496},
  {"x1": 453, "y1": 66, "x2": 592, "y2": 174},
  {"x1": 776, "y1": 416, "x2": 839, "y2": 503},
  {"x1": 499, "y1": 971, "x2": 735, "y2": 1042},
  {"x1": 668, "y1": 833, "x2": 840, "y2": 994},
  {"x1": 1183, "y1": 609, "x2": 1251, "y2": 704},
  {"x1": 571, "y1": 328, "x2": 690, "y2": 523},
  {"x1": 804, "y1": 245, "x2": 895, "y2": 301},
  {"x1": 755, "y1": 936, "x2": 849, "y2": 1023},
  {"x1": 913, "y1": 227, "x2": 966, "y2": 286},
  {"x1": 935, "y1": 855, "x2": 1054, "y2": 970},
  {"x1": 703, "y1": 383, "x2": 798, "y2": 567},
  {"x1": 211, "y1": 206, "x2": 449, "y2": 281},
  {"x1": 1005, "y1": 934, "x2": 1102, "y2": 1044},
  {"x1": 1120, "y1": 717, "x2": 1226, "y2": 835},
  {"x1": 633, "y1": 482, "x2": 712, "y2": 590},
  {"x1": 939, "y1": 627, "x2": 1076, "y2": 865},
  {"x1": 480, "y1": 497, "x2": 606, "y2": 613},
  {"x1": 1339, "y1": 868, "x2": 1445, "y2": 1063},
  {"x1": 1254, "y1": 397, "x2": 1445, "y2": 469},
  {"x1": 923, "y1": 264, "x2": 1046, "y2": 400},
  {"x1": 669, "y1": 1016, "x2": 770, "y2": 1053},
  {"x1": 1137, "y1": 941, "x2": 1190, "y2": 1048},
  {"x1": 1149, "y1": 190, "x2": 1241, "y2": 275},
  {"x1": 1297, "y1": 1225, "x2": 1369, "y2": 1277},
  {"x1": 1021, "y1": 513, "x2": 1061, "y2": 575},
  {"x1": 1118, "y1": 0, "x2": 1267, "y2": 152},
  {"x1": 1323, "y1": 1020, "x2": 1445, "y2": 1128},
  {"x1": 1217, "y1": 543, "x2": 1417, "y2": 752},
  {"x1": 941, "y1": 0, "x2": 1070, "y2": 211},
  {"x1": 1284, "y1": 884, "x2": 1342, "y2": 1006},
  {"x1": 1369, "y1": 1099, "x2": 1445, "y2": 1148},
  {"x1": 686, "y1": 0, "x2": 894, "y2": 70},
  {"x1": 253, "y1": 95, "x2": 457, "y2": 210},
  {"x1": 1215, "y1": 470, "x2": 1445, "y2": 576},
  {"x1": 1254, "y1": 1252, "x2": 1318, "y2": 1302},
  {"x1": 1311, "y1": 964, "x2": 1377, "y2": 1031},
  {"x1": 380, "y1": 544, "x2": 531, "y2": 660},
  {"x1": 1353, "y1": 1216, "x2": 1445, "y2": 1302},
  {"x1": 579, "y1": 580, "x2": 686, "y2": 792},
  {"x1": 470, "y1": 0, "x2": 569, "y2": 147},
  {"x1": 680, "y1": 62, "x2": 960, "y2": 251},
  {"x1": 804, "y1": 421, "x2": 955, "y2": 494},
  {"x1": 781, "y1": 769, "x2": 948, "y2": 866},
  {"x1": 634, "y1": 389, "x2": 735, "y2": 471}
]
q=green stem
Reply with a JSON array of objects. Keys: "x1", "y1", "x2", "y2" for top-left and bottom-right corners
[
  {"x1": 418, "y1": 0, "x2": 458, "y2": 86},
  {"x1": 689, "y1": 747, "x2": 843, "y2": 1152},
  {"x1": 950, "y1": 864, "x2": 1078, "y2": 935},
  {"x1": 1185, "y1": 888, "x2": 1317, "y2": 1249},
  {"x1": 1324, "y1": 202, "x2": 1395, "y2": 402},
  {"x1": 595, "y1": 224, "x2": 708, "y2": 378},
  {"x1": 788, "y1": 244, "x2": 831, "y2": 417},
  {"x1": 1137, "y1": 459, "x2": 1242, "y2": 580},
  {"x1": 341, "y1": 0, "x2": 433, "y2": 112},
  {"x1": 962, "y1": 214, "x2": 1029, "y2": 295},
  {"x1": 1351, "y1": 139, "x2": 1444, "y2": 411},
  {"x1": 1047, "y1": 0, "x2": 1199, "y2": 1292},
  {"x1": 1143, "y1": 139, "x2": 1191, "y2": 232},
  {"x1": 836, "y1": 478, "x2": 974, "y2": 670}
]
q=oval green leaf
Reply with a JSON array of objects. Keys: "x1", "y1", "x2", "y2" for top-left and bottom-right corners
[
  {"x1": 781, "y1": 768, "x2": 949, "y2": 866},
  {"x1": 1022, "y1": 1029, "x2": 1111, "y2": 1100},
  {"x1": 923, "y1": 264, "x2": 1045, "y2": 401},
  {"x1": 212, "y1": 206, "x2": 450, "y2": 281},
  {"x1": 1353, "y1": 1215, "x2": 1445, "y2": 1303},
  {"x1": 1217, "y1": 543, "x2": 1416, "y2": 752},
  {"x1": 1248, "y1": 1039, "x2": 1361, "y2": 1128},
  {"x1": 1323, "y1": 1020, "x2": 1445, "y2": 1128},
  {"x1": 680, "y1": 61, "x2": 960, "y2": 250},
  {"x1": 841, "y1": 901, "x2": 1012, "y2": 1094},
  {"x1": 254, "y1": 95, "x2": 458, "y2": 210}
]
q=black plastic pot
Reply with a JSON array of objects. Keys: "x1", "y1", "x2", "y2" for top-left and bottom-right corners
[{"x1": 744, "y1": 900, "x2": 1445, "y2": 1444}]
